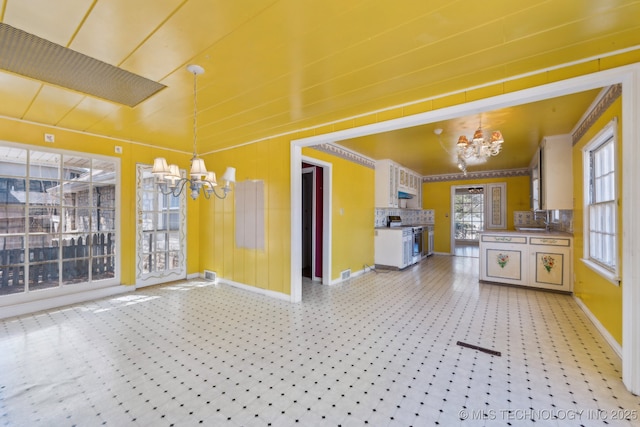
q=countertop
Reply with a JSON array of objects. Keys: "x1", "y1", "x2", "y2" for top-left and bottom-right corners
[
  {"x1": 479, "y1": 228, "x2": 573, "y2": 237},
  {"x1": 375, "y1": 223, "x2": 434, "y2": 230}
]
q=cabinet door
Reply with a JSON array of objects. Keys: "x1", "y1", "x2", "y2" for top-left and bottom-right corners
[
  {"x1": 529, "y1": 237, "x2": 572, "y2": 291},
  {"x1": 480, "y1": 235, "x2": 527, "y2": 285},
  {"x1": 391, "y1": 164, "x2": 398, "y2": 207}
]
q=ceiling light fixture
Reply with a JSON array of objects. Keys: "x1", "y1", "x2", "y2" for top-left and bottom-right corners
[
  {"x1": 456, "y1": 120, "x2": 504, "y2": 175},
  {"x1": 152, "y1": 65, "x2": 235, "y2": 200}
]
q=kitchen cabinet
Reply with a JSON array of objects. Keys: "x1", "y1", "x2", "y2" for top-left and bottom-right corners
[
  {"x1": 375, "y1": 160, "x2": 422, "y2": 208},
  {"x1": 530, "y1": 135, "x2": 573, "y2": 210},
  {"x1": 375, "y1": 160, "x2": 399, "y2": 208},
  {"x1": 480, "y1": 234, "x2": 528, "y2": 286},
  {"x1": 479, "y1": 232, "x2": 573, "y2": 292},
  {"x1": 529, "y1": 236, "x2": 572, "y2": 291}
]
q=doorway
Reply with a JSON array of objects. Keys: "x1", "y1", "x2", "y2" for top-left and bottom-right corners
[
  {"x1": 302, "y1": 163, "x2": 323, "y2": 281},
  {"x1": 452, "y1": 185, "x2": 484, "y2": 257}
]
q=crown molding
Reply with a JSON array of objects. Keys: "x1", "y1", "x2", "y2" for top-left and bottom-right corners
[
  {"x1": 572, "y1": 84, "x2": 622, "y2": 145},
  {"x1": 422, "y1": 168, "x2": 530, "y2": 183},
  {"x1": 312, "y1": 143, "x2": 376, "y2": 169}
]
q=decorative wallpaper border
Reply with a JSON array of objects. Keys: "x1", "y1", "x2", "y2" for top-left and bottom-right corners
[
  {"x1": 572, "y1": 84, "x2": 621, "y2": 145},
  {"x1": 422, "y1": 168, "x2": 530, "y2": 183},
  {"x1": 313, "y1": 143, "x2": 376, "y2": 169}
]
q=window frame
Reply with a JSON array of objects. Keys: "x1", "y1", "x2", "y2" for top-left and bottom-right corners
[
  {"x1": 581, "y1": 118, "x2": 620, "y2": 285},
  {"x1": 0, "y1": 141, "x2": 121, "y2": 304}
]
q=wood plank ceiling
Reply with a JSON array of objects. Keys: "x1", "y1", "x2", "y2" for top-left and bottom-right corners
[{"x1": 0, "y1": 0, "x2": 639, "y2": 175}]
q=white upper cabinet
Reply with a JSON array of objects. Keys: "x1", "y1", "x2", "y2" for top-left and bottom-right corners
[
  {"x1": 375, "y1": 159, "x2": 422, "y2": 208},
  {"x1": 531, "y1": 135, "x2": 573, "y2": 210}
]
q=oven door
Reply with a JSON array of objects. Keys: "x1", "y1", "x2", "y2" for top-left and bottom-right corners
[{"x1": 412, "y1": 228, "x2": 423, "y2": 259}]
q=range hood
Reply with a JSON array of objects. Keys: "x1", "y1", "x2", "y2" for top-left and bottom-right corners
[{"x1": 398, "y1": 191, "x2": 414, "y2": 199}]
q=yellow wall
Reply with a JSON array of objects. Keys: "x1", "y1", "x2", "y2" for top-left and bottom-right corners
[
  {"x1": 199, "y1": 137, "x2": 291, "y2": 294},
  {"x1": 0, "y1": 116, "x2": 196, "y2": 286},
  {"x1": 571, "y1": 97, "x2": 623, "y2": 344},
  {"x1": 302, "y1": 147, "x2": 375, "y2": 280},
  {"x1": 422, "y1": 176, "x2": 532, "y2": 253}
]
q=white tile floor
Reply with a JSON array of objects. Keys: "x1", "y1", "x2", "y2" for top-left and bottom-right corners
[{"x1": 1, "y1": 255, "x2": 639, "y2": 426}]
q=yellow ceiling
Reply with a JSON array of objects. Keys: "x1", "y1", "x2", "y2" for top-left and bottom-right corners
[
  {"x1": 1, "y1": 0, "x2": 639, "y2": 175},
  {"x1": 338, "y1": 89, "x2": 603, "y2": 175}
]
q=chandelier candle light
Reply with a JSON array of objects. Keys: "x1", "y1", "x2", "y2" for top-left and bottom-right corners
[
  {"x1": 152, "y1": 64, "x2": 236, "y2": 200},
  {"x1": 456, "y1": 121, "x2": 504, "y2": 175}
]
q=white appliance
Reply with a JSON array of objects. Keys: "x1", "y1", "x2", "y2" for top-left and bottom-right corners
[{"x1": 374, "y1": 227, "x2": 413, "y2": 269}]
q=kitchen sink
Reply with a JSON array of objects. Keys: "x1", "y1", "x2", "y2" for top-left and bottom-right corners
[{"x1": 515, "y1": 227, "x2": 547, "y2": 232}]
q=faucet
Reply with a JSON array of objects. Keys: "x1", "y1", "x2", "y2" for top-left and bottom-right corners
[{"x1": 534, "y1": 210, "x2": 552, "y2": 231}]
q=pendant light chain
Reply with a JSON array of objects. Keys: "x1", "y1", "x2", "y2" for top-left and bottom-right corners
[{"x1": 192, "y1": 70, "x2": 198, "y2": 158}]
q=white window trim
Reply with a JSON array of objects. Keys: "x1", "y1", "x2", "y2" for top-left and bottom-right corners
[{"x1": 581, "y1": 117, "x2": 620, "y2": 285}]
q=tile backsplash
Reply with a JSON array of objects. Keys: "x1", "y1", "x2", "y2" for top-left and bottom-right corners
[
  {"x1": 375, "y1": 208, "x2": 435, "y2": 227},
  {"x1": 513, "y1": 210, "x2": 573, "y2": 232}
]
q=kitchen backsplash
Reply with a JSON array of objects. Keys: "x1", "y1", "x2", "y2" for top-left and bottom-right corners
[
  {"x1": 513, "y1": 210, "x2": 573, "y2": 232},
  {"x1": 375, "y1": 208, "x2": 435, "y2": 227}
]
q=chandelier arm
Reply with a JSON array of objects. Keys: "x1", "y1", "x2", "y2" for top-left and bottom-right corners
[
  {"x1": 156, "y1": 179, "x2": 187, "y2": 196},
  {"x1": 206, "y1": 185, "x2": 230, "y2": 199},
  {"x1": 172, "y1": 178, "x2": 191, "y2": 197}
]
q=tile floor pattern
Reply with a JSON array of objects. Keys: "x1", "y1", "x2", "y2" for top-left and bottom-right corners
[{"x1": 1, "y1": 255, "x2": 639, "y2": 426}]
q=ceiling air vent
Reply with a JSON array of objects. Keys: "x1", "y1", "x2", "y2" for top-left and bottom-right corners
[{"x1": 0, "y1": 23, "x2": 166, "y2": 107}]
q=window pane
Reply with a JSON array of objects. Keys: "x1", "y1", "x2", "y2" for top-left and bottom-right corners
[
  {"x1": 142, "y1": 191, "x2": 155, "y2": 211},
  {"x1": 92, "y1": 159, "x2": 116, "y2": 185},
  {"x1": 142, "y1": 233, "x2": 153, "y2": 253},
  {"x1": 92, "y1": 256, "x2": 115, "y2": 281},
  {"x1": 167, "y1": 252, "x2": 180, "y2": 269},
  {"x1": 29, "y1": 151, "x2": 60, "y2": 180},
  {"x1": 62, "y1": 259, "x2": 89, "y2": 284},
  {"x1": 168, "y1": 233, "x2": 180, "y2": 251},
  {"x1": 155, "y1": 233, "x2": 167, "y2": 251},
  {"x1": 0, "y1": 236, "x2": 25, "y2": 296},
  {"x1": 62, "y1": 155, "x2": 91, "y2": 181},
  {"x1": 29, "y1": 261, "x2": 59, "y2": 291}
]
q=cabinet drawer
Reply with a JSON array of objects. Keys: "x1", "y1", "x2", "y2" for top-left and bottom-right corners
[
  {"x1": 481, "y1": 235, "x2": 527, "y2": 244},
  {"x1": 529, "y1": 237, "x2": 571, "y2": 247}
]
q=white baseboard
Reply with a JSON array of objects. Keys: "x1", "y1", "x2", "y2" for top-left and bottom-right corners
[
  {"x1": 573, "y1": 295, "x2": 622, "y2": 358},
  {"x1": 220, "y1": 278, "x2": 291, "y2": 302},
  {"x1": 329, "y1": 266, "x2": 370, "y2": 285},
  {"x1": 0, "y1": 285, "x2": 131, "y2": 320}
]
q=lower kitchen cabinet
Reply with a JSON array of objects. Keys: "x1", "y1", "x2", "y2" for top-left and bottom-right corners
[
  {"x1": 529, "y1": 237, "x2": 572, "y2": 291},
  {"x1": 480, "y1": 233, "x2": 573, "y2": 292},
  {"x1": 480, "y1": 235, "x2": 528, "y2": 286}
]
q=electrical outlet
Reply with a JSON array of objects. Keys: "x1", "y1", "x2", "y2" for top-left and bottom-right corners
[
  {"x1": 44, "y1": 133, "x2": 55, "y2": 143},
  {"x1": 114, "y1": 146, "x2": 123, "y2": 154}
]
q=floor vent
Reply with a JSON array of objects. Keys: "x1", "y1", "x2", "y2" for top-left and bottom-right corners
[
  {"x1": 204, "y1": 270, "x2": 217, "y2": 281},
  {"x1": 340, "y1": 269, "x2": 351, "y2": 280}
]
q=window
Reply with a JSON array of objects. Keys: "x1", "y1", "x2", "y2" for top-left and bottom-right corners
[
  {"x1": 582, "y1": 118, "x2": 619, "y2": 283},
  {"x1": 0, "y1": 144, "x2": 119, "y2": 297}
]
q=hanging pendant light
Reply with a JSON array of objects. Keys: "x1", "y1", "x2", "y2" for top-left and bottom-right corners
[{"x1": 152, "y1": 64, "x2": 235, "y2": 200}]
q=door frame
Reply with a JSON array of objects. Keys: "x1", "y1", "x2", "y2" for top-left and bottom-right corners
[
  {"x1": 301, "y1": 166, "x2": 317, "y2": 279},
  {"x1": 290, "y1": 63, "x2": 640, "y2": 394}
]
